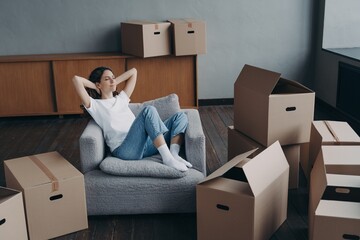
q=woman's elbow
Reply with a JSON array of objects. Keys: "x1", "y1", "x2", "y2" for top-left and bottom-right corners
[
  {"x1": 72, "y1": 75, "x2": 81, "y2": 86},
  {"x1": 131, "y1": 68, "x2": 137, "y2": 75},
  {"x1": 72, "y1": 75, "x2": 78, "y2": 83}
]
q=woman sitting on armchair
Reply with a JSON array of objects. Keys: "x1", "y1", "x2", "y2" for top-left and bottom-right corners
[{"x1": 72, "y1": 66, "x2": 192, "y2": 172}]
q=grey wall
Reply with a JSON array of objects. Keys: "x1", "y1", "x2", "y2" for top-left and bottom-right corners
[
  {"x1": 0, "y1": 0, "x2": 315, "y2": 100},
  {"x1": 314, "y1": 0, "x2": 360, "y2": 107},
  {"x1": 323, "y1": 0, "x2": 360, "y2": 49}
]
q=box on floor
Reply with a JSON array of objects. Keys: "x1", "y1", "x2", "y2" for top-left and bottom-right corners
[
  {"x1": 0, "y1": 187, "x2": 28, "y2": 240},
  {"x1": 308, "y1": 145, "x2": 360, "y2": 240},
  {"x1": 228, "y1": 125, "x2": 300, "y2": 189},
  {"x1": 4, "y1": 151, "x2": 88, "y2": 240},
  {"x1": 168, "y1": 19, "x2": 206, "y2": 56},
  {"x1": 234, "y1": 64, "x2": 315, "y2": 147},
  {"x1": 301, "y1": 120, "x2": 360, "y2": 181},
  {"x1": 121, "y1": 20, "x2": 171, "y2": 58},
  {"x1": 197, "y1": 141, "x2": 289, "y2": 240}
]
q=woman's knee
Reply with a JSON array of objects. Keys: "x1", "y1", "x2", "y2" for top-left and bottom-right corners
[
  {"x1": 173, "y1": 112, "x2": 188, "y2": 127},
  {"x1": 176, "y1": 111, "x2": 188, "y2": 122},
  {"x1": 142, "y1": 105, "x2": 158, "y2": 117}
]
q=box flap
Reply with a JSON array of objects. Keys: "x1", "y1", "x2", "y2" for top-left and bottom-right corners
[
  {"x1": 235, "y1": 64, "x2": 281, "y2": 96},
  {"x1": 272, "y1": 78, "x2": 314, "y2": 94},
  {"x1": 311, "y1": 149, "x2": 328, "y2": 201},
  {"x1": 309, "y1": 121, "x2": 324, "y2": 166},
  {"x1": 243, "y1": 141, "x2": 289, "y2": 196},
  {"x1": 199, "y1": 149, "x2": 257, "y2": 184}
]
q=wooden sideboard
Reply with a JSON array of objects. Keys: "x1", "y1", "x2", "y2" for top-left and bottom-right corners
[{"x1": 0, "y1": 53, "x2": 198, "y2": 117}]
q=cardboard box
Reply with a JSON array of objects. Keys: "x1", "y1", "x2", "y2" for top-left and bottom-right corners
[
  {"x1": 4, "y1": 151, "x2": 88, "y2": 240},
  {"x1": 197, "y1": 141, "x2": 289, "y2": 240},
  {"x1": 234, "y1": 64, "x2": 315, "y2": 146},
  {"x1": 309, "y1": 149, "x2": 360, "y2": 240},
  {"x1": 121, "y1": 20, "x2": 171, "y2": 58},
  {"x1": 228, "y1": 126, "x2": 300, "y2": 189},
  {"x1": 318, "y1": 145, "x2": 360, "y2": 176},
  {"x1": 313, "y1": 200, "x2": 360, "y2": 240},
  {"x1": 0, "y1": 187, "x2": 28, "y2": 240},
  {"x1": 168, "y1": 19, "x2": 206, "y2": 56},
  {"x1": 301, "y1": 120, "x2": 360, "y2": 181}
]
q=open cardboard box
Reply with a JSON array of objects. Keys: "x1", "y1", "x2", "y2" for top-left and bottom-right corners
[
  {"x1": 168, "y1": 19, "x2": 206, "y2": 56},
  {"x1": 309, "y1": 147, "x2": 360, "y2": 240},
  {"x1": 197, "y1": 141, "x2": 289, "y2": 240},
  {"x1": 4, "y1": 151, "x2": 88, "y2": 240},
  {"x1": 121, "y1": 20, "x2": 171, "y2": 58},
  {"x1": 234, "y1": 64, "x2": 315, "y2": 147},
  {"x1": 301, "y1": 120, "x2": 360, "y2": 181},
  {"x1": 228, "y1": 126, "x2": 300, "y2": 189},
  {"x1": 0, "y1": 187, "x2": 28, "y2": 240}
]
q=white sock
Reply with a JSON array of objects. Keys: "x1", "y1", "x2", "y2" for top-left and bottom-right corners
[
  {"x1": 158, "y1": 144, "x2": 187, "y2": 172},
  {"x1": 170, "y1": 144, "x2": 192, "y2": 168}
]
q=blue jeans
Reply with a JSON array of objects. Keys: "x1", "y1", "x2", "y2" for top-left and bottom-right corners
[{"x1": 112, "y1": 106, "x2": 188, "y2": 160}]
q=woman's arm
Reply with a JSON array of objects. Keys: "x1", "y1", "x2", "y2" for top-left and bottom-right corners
[
  {"x1": 115, "y1": 68, "x2": 137, "y2": 98},
  {"x1": 72, "y1": 75, "x2": 97, "y2": 108}
]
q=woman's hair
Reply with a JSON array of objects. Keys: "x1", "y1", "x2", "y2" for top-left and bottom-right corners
[{"x1": 87, "y1": 66, "x2": 118, "y2": 99}]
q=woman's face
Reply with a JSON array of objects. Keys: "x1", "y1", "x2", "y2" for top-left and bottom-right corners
[{"x1": 97, "y1": 70, "x2": 116, "y2": 94}]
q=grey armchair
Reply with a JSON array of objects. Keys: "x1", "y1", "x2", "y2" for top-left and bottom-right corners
[{"x1": 79, "y1": 94, "x2": 206, "y2": 215}]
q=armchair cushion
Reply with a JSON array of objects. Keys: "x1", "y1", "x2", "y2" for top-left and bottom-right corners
[
  {"x1": 129, "y1": 93, "x2": 181, "y2": 120},
  {"x1": 99, "y1": 155, "x2": 187, "y2": 178}
]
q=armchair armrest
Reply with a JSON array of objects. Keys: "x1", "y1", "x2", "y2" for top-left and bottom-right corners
[
  {"x1": 182, "y1": 109, "x2": 206, "y2": 176},
  {"x1": 79, "y1": 120, "x2": 105, "y2": 173}
]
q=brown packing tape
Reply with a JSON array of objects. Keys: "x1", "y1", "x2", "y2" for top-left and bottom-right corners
[
  {"x1": 324, "y1": 121, "x2": 341, "y2": 143},
  {"x1": 180, "y1": 18, "x2": 193, "y2": 28},
  {"x1": 29, "y1": 155, "x2": 59, "y2": 192}
]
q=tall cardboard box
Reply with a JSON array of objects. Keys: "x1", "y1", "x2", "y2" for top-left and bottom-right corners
[
  {"x1": 0, "y1": 187, "x2": 28, "y2": 240},
  {"x1": 309, "y1": 148, "x2": 360, "y2": 240},
  {"x1": 168, "y1": 19, "x2": 206, "y2": 56},
  {"x1": 228, "y1": 126, "x2": 300, "y2": 189},
  {"x1": 301, "y1": 120, "x2": 360, "y2": 181},
  {"x1": 197, "y1": 141, "x2": 289, "y2": 240},
  {"x1": 4, "y1": 151, "x2": 88, "y2": 240},
  {"x1": 234, "y1": 64, "x2": 315, "y2": 146},
  {"x1": 121, "y1": 20, "x2": 171, "y2": 58}
]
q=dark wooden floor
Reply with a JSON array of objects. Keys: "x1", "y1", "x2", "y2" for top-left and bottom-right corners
[{"x1": 0, "y1": 102, "x2": 358, "y2": 240}]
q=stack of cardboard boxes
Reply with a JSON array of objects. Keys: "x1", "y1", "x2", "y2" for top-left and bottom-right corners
[
  {"x1": 306, "y1": 121, "x2": 360, "y2": 240},
  {"x1": 230, "y1": 64, "x2": 315, "y2": 189},
  {"x1": 121, "y1": 19, "x2": 206, "y2": 58},
  {"x1": 2, "y1": 151, "x2": 88, "y2": 240},
  {"x1": 196, "y1": 64, "x2": 315, "y2": 240}
]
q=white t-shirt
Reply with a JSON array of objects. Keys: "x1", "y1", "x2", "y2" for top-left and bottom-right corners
[{"x1": 85, "y1": 91, "x2": 135, "y2": 152}]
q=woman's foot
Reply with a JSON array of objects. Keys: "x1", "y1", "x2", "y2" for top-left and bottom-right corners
[
  {"x1": 173, "y1": 155, "x2": 193, "y2": 168},
  {"x1": 163, "y1": 156, "x2": 188, "y2": 172},
  {"x1": 158, "y1": 144, "x2": 188, "y2": 172}
]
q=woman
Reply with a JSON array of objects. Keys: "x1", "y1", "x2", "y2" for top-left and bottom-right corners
[{"x1": 72, "y1": 66, "x2": 191, "y2": 172}]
